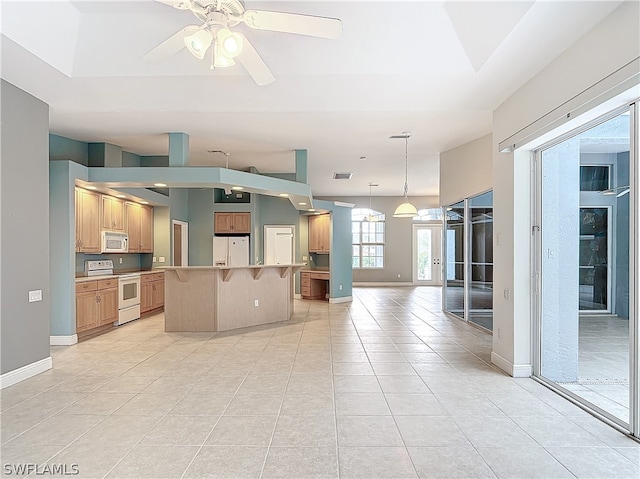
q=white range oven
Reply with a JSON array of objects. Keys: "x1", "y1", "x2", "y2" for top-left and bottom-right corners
[
  {"x1": 116, "y1": 273, "x2": 141, "y2": 325},
  {"x1": 85, "y1": 260, "x2": 141, "y2": 326}
]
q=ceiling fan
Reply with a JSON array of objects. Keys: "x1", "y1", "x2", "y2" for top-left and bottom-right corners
[{"x1": 142, "y1": 0, "x2": 342, "y2": 86}]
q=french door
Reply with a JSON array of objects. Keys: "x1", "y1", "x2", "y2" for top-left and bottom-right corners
[{"x1": 413, "y1": 225, "x2": 442, "y2": 285}]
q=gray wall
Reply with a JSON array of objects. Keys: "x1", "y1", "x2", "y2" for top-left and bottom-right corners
[
  {"x1": 320, "y1": 195, "x2": 439, "y2": 283},
  {"x1": 1, "y1": 80, "x2": 51, "y2": 374}
]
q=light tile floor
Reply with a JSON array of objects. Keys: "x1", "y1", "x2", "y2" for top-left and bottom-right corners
[{"x1": 1, "y1": 286, "x2": 639, "y2": 478}]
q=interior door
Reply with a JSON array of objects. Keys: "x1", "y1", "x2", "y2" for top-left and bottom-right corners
[
  {"x1": 413, "y1": 225, "x2": 442, "y2": 285},
  {"x1": 265, "y1": 226, "x2": 294, "y2": 265}
]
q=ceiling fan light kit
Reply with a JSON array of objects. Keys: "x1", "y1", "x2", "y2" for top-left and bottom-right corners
[
  {"x1": 392, "y1": 132, "x2": 418, "y2": 218},
  {"x1": 145, "y1": 0, "x2": 342, "y2": 85}
]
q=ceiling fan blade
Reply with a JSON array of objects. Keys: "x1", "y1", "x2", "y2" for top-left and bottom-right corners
[
  {"x1": 242, "y1": 10, "x2": 342, "y2": 39},
  {"x1": 235, "y1": 33, "x2": 275, "y2": 86},
  {"x1": 141, "y1": 25, "x2": 199, "y2": 63}
]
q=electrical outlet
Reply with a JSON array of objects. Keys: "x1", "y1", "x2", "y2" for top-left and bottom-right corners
[
  {"x1": 119, "y1": 257, "x2": 123, "y2": 264},
  {"x1": 28, "y1": 290, "x2": 42, "y2": 303},
  {"x1": 503, "y1": 289, "x2": 510, "y2": 300},
  {"x1": 254, "y1": 300, "x2": 259, "y2": 307},
  {"x1": 339, "y1": 284, "x2": 343, "y2": 290},
  {"x1": 153, "y1": 257, "x2": 157, "y2": 263},
  {"x1": 302, "y1": 255, "x2": 307, "y2": 261},
  {"x1": 397, "y1": 274, "x2": 401, "y2": 278}
]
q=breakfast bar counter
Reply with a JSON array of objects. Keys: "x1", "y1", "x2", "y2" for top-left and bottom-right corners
[{"x1": 163, "y1": 264, "x2": 303, "y2": 332}]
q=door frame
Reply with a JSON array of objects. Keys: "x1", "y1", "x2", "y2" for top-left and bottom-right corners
[
  {"x1": 412, "y1": 223, "x2": 442, "y2": 286},
  {"x1": 172, "y1": 220, "x2": 188, "y2": 266}
]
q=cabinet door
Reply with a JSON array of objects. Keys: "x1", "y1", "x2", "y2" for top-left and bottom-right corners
[
  {"x1": 152, "y1": 279, "x2": 165, "y2": 309},
  {"x1": 140, "y1": 205, "x2": 153, "y2": 252},
  {"x1": 102, "y1": 195, "x2": 125, "y2": 231},
  {"x1": 214, "y1": 213, "x2": 233, "y2": 233},
  {"x1": 308, "y1": 214, "x2": 330, "y2": 253},
  {"x1": 77, "y1": 188, "x2": 101, "y2": 253},
  {"x1": 76, "y1": 291, "x2": 98, "y2": 332},
  {"x1": 97, "y1": 288, "x2": 118, "y2": 326},
  {"x1": 126, "y1": 202, "x2": 141, "y2": 252},
  {"x1": 140, "y1": 281, "x2": 153, "y2": 313},
  {"x1": 233, "y1": 213, "x2": 251, "y2": 234}
]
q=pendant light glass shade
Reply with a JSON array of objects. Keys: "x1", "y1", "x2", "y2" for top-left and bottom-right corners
[
  {"x1": 393, "y1": 201, "x2": 419, "y2": 217},
  {"x1": 184, "y1": 29, "x2": 213, "y2": 59},
  {"x1": 392, "y1": 132, "x2": 418, "y2": 218}
]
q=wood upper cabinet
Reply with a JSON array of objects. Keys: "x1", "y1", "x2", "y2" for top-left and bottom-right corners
[
  {"x1": 214, "y1": 212, "x2": 251, "y2": 234},
  {"x1": 75, "y1": 280, "x2": 117, "y2": 333},
  {"x1": 308, "y1": 214, "x2": 331, "y2": 253},
  {"x1": 140, "y1": 205, "x2": 153, "y2": 252},
  {"x1": 75, "y1": 188, "x2": 101, "y2": 253},
  {"x1": 126, "y1": 202, "x2": 153, "y2": 253},
  {"x1": 101, "y1": 195, "x2": 125, "y2": 231}
]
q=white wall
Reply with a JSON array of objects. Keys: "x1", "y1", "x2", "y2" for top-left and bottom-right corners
[
  {"x1": 492, "y1": 0, "x2": 640, "y2": 376},
  {"x1": 440, "y1": 134, "x2": 493, "y2": 206}
]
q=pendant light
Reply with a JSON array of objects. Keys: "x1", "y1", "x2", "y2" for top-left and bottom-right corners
[
  {"x1": 392, "y1": 132, "x2": 418, "y2": 218},
  {"x1": 365, "y1": 183, "x2": 379, "y2": 221}
]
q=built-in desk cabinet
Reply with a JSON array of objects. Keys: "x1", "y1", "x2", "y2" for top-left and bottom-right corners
[
  {"x1": 308, "y1": 214, "x2": 330, "y2": 253},
  {"x1": 301, "y1": 271, "x2": 329, "y2": 300},
  {"x1": 214, "y1": 212, "x2": 251, "y2": 234},
  {"x1": 141, "y1": 272, "x2": 165, "y2": 314},
  {"x1": 76, "y1": 279, "x2": 118, "y2": 333},
  {"x1": 75, "y1": 188, "x2": 101, "y2": 253}
]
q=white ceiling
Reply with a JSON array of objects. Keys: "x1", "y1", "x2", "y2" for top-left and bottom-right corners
[{"x1": 0, "y1": 0, "x2": 623, "y2": 197}]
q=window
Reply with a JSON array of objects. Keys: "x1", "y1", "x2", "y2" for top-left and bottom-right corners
[
  {"x1": 413, "y1": 208, "x2": 444, "y2": 221},
  {"x1": 352, "y1": 208, "x2": 385, "y2": 268},
  {"x1": 580, "y1": 165, "x2": 610, "y2": 191}
]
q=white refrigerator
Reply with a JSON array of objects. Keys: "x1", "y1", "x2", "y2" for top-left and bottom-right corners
[{"x1": 213, "y1": 236, "x2": 250, "y2": 266}]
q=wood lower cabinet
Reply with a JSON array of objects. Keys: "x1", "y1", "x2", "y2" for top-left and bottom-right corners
[
  {"x1": 75, "y1": 279, "x2": 118, "y2": 333},
  {"x1": 214, "y1": 212, "x2": 251, "y2": 234},
  {"x1": 141, "y1": 272, "x2": 164, "y2": 314},
  {"x1": 308, "y1": 214, "x2": 330, "y2": 253},
  {"x1": 75, "y1": 188, "x2": 101, "y2": 253},
  {"x1": 300, "y1": 271, "x2": 329, "y2": 300},
  {"x1": 126, "y1": 202, "x2": 153, "y2": 253}
]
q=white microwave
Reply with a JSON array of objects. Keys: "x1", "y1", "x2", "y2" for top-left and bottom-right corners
[{"x1": 102, "y1": 231, "x2": 129, "y2": 253}]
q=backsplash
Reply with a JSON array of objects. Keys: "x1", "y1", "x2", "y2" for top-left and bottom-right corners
[
  {"x1": 309, "y1": 253, "x2": 330, "y2": 268},
  {"x1": 76, "y1": 253, "x2": 153, "y2": 273}
]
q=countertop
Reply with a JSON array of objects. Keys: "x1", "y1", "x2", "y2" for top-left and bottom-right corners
[{"x1": 75, "y1": 269, "x2": 165, "y2": 282}]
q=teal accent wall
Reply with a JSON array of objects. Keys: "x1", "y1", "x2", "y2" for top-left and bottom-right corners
[
  {"x1": 49, "y1": 134, "x2": 89, "y2": 165},
  {"x1": 50, "y1": 160, "x2": 87, "y2": 336},
  {"x1": 141, "y1": 156, "x2": 169, "y2": 167},
  {"x1": 255, "y1": 195, "x2": 301, "y2": 265},
  {"x1": 295, "y1": 149, "x2": 308, "y2": 183},
  {"x1": 314, "y1": 199, "x2": 353, "y2": 300},
  {"x1": 188, "y1": 189, "x2": 215, "y2": 266},
  {"x1": 122, "y1": 151, "x2": 141, "y2": 167},
  {"x1": 169, "y1": 132, "x2": 189, "y2": 167}
]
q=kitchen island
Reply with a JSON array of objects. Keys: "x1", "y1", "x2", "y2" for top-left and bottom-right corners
[{"x1": 163, "y1": 265, "x2": 303, "y2": 332}]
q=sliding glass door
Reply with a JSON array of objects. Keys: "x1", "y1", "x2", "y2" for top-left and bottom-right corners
[{"x1": 535, "y1": 105, "x2": 636, "y2": 429}]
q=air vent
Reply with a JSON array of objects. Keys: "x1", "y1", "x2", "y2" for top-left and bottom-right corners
[{"x1": 333, "y1": 172, "x2": 353, "y2": 180}]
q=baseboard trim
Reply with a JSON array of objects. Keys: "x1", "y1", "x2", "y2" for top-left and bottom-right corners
[
  {"x1": 50, "y1": 334, "x2": 78, "y2": 346},
  {"x1": 329, "y1": 296, "x2": 353, "y2": 304},
  {"x1": 294, "y1": 294, "x2": 302, "y2": 299},
  {"x1": 0, "y1": 357, "x2": 53, "y2": 389},
  {"x1": 491, "y1": 352, "x2": 532, "y2": 378},
  {"x1": 353, "y1": 282, "x2": 414, "y2": 287}
]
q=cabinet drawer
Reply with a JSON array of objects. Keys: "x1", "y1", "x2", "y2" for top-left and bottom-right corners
[
  {"x1": 97, "y1": 279, "x2": 117, "y2": 290},
  {"x1": 141, "y1": 274, "x2": 154, "y2": 283},
  {"x1": 76, "y1": 281, "x2": 98, "y2": 292},
  {"x1": 301, "y1": 286, "x2": 311, "y2": 296},
  {"x1": 301, "y1": 277, "x2": 310, "y2": 286},
  {"x1": 309, "y1": 272, "x2": 329, "y2": 280},
  {"x1": 154, "y1": 272, "x2": 165, "y2": 281}
]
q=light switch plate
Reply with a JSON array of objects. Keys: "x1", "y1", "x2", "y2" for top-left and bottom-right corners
[{"x1": 159, "y1": 257, "x2": 165, "y2": 263}]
